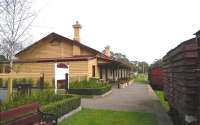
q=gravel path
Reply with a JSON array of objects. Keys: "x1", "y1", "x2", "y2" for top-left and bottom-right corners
[{"x1": 81, "y1": 82, "x2": 173, "y2": 125}]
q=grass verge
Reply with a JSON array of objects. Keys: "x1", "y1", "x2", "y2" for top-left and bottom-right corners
[
  {"x1": 154, "y1": 90, "x2": 169, "y2": 111},
  {"x1": 59, "y1": 108, "x2": 158, "y2": 125},
  {"x1": 133, "y1": 74, "x2": 148, "y2": 84}
]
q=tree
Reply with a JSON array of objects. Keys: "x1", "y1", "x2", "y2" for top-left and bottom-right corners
[
  {"x1": 0, "y1": 0, "x2": 35, "y2": 72},
  {"x1": 130, "y1": 61, "x2": 149, "y2": 74},
  {"x1": 151, "y1": 59, "x2": 163, "y2": 68}
]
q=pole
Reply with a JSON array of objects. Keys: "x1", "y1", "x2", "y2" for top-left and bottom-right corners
[
  {"x1": 7, "y1": 78, "x2": 12, "y2": 100},
  {"x1": 65, "y1": 73, "x2": 69, "y2": 93},
  {"x1": 54, "y1": 63, "x2": 57, "y2": 94}
]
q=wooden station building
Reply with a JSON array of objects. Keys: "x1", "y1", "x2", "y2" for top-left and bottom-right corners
[{"x1": 0, "y1": 21, "x2": 131, "y2": 87}]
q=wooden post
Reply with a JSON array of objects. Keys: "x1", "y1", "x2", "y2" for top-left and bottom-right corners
[
  {"x1": 40, "y1": 73, "x2": 44, "y2": 90},
  {"x1": 7, "y1": 78, "x2": 13, "y2": 100},
  {"x1": 65, "y1": 73, "x2": 69, "y2": 93},
  {"x1": 121, "y1": 69, "x2": 123, "y2": 78}
]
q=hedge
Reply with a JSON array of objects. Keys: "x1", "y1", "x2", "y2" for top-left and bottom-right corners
[
  {"x1": 70, "y1": 80, "x2": 109, "y2": 89},
  {"x1": 69, "y1": 84, "x2": 112, "y2": 95},
  {"x1": 0, "y1": 90, "x2": 81, "y2": 117},
  {"x1": 42, "y1": 95, "x2": 81, "y2": 118}
]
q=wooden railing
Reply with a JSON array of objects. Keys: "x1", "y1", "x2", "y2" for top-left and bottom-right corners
[
  {"x1": 0, "y1": 73, "x2": 43, "y2": 79},
  {"x1": 0, "y1": 73, "x2": 44, "y2": 100}
]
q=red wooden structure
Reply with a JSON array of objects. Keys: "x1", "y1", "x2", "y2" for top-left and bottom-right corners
[
  {"x1": 149, "y1": 67, "x2": 164, "y2": 90},
  {"x1": 0, "y1": 103, "x2": 57, "y2": 125}
]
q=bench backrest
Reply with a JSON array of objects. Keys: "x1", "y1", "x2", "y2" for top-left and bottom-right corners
[{"x1": 0, "y1": 103, "x2": 41, "y2": 125}]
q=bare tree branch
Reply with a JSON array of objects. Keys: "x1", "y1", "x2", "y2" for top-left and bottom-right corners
[{"x1": 0, "y1": 0, "x2": 36, "y2": 72}]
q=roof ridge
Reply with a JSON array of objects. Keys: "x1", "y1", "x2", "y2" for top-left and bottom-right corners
[{"x1": 15, "y1": 32, "x2": 107, "y2": 58}]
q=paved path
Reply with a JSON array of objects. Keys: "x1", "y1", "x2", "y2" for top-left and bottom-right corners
[{"x1": 81, "y1": 82, "x2": 173, "y2": 125}]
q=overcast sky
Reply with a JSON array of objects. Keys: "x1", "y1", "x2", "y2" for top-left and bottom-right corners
[{"x1": 30, "y1": 0, "x2": 200, "y2": 64}]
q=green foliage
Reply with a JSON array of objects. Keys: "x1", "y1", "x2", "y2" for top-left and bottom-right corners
[
  {"x1": 60, "y1": 108, "x2": 158, "y2": 125},
  {"x1": 155, "y1": 90, "x2": 169, "y2": 111},
  {"x1": 131, "y1": 61, "x2": 149, "y2": 73},
  {"x1": 0, "y1": 55, "x2": 6, "y2": 61},
  {"x1": 110, "y1": 51, "x2": 132, "y2": 68},
  {"x1": 89, "y1": 77, "x2": 99, "y2": 82},
  {"x1": 69, "y1": 80, "x2": 112, "y2": 95},
  {"x1": 70, "y1": 80, "x2": 109, "y2": 89},
  {"x1": 27, "y1": 78, "x2": 34, "y2": 85},
  {"x1": 12, "y1": 79, "x2": 18, "y2": 88},
  {"x1": 12, "y1": 78, "x2": 34, "y2": 88},
  {"x1": 133, "y1": 74, "x2": 148, "y2": 84},
  {"x1": 1, "y1": 90, "x2": 75, "y2": 112},
  {"x1": 0, "y1": 79, "x2": 8, "y2": 88},
  {"x1": 44, "y1": 81, "x2": 50, "y2": 88},
  {"x1": 42, "y1": 95, "x2": 81, "y2": 118}
]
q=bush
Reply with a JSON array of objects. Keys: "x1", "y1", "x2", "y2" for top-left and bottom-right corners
[
  {"x1": 89, "y1": 77, "x2": 99, "y2": 82},
  {"x1": 70, "y1": 80, "x2": 110, "y2": 89},
  {"x1": 42, "y1": 95, "x2": 81, "y2": 117},
  {"x1": 0, "y1": 90, "x2": 78, "y2": 112},
  {"x1": 69, "y1": 80, "x2": 112, "y2": 95},
  {"x1": 12, "y1": 78, "x2": 34, "y2": 88},
  {"x1": 69, "y1": 85, "x2": 111, "y2": 95}
]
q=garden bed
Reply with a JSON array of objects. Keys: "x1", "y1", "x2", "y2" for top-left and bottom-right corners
[
  {"x1": 69, "y1": 80, "x2": 112, "y2": 95},
  {"x1": 0, "y1": 90, "x2": 81, "y2": 118}
]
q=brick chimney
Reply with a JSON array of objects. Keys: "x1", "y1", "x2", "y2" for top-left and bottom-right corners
[
  {"x1": 73, "y1": 21, "x2": 82, "y2": 42},
  {"x1": 103, "y1": 46, "x2": 111, "y2": 57},
  {"x1": 72, "y1": 21, "x2": 81, "y2": 55}
]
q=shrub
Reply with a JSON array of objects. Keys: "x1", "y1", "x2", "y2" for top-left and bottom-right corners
[
  {"x1": 1, "y1": 90, "x2": 77, "y2": 112},
  {"x1": 89, "y1": 77, "x2": 99, "y2": 82},
  {"x1": 19, "y1": 78, "x2": 27, "y2": 83},
  {"x1": 69, "y1": 80, "x2": 112, "y2": 95},
  {"x1": 69, "y1": 85, "x2": 111, "y2": 95},
  {"x1": 70, "y1": 80, "x2": 109, "y2": 89},
  {"x1": 27, "y1": 78, "x2": 34, "y2": 85},
  {"x1": 12, "y1": 79, "x2": 18, "y2": 88},
  {"x1": 42, "y1": 95, "x2": 81, "y2": 117}
]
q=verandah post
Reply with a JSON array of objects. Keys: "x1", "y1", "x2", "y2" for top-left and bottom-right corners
[{"x1": 65, "y1": 73, "x2": 69, "y2": 93}]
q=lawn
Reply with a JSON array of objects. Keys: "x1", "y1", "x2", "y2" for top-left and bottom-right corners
[
  {"x1": 133, "y1": 74, "x2": 148, "y2": 84},
  {"x1": 59, "y1": 108, "x2": 158, "y2": 125},
  {"x1": 154, "y1": 90, "x2": 169, "y2": 111}
]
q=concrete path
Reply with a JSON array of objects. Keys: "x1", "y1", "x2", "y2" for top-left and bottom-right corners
[{"x1": 81, "y1": 82, "x2": 173, "y2": 125}]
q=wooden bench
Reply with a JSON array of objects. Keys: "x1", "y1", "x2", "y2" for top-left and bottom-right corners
[{"x1": 0, "y1": 103, "x2": 57, "y2": 125}]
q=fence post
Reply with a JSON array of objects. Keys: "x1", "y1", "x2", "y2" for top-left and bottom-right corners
[{"x1": 7, "y1": 78, "x2": 13, "y2": 100}]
